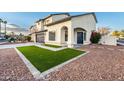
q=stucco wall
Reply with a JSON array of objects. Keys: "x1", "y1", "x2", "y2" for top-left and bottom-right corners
[
  {"x1": 44, "y1": 15, "x2": 69, "y2": 25},
  {"x1": 31, "y1": 33, "x2": 36, "y2": 42},
  {"x1": 71, "y1": 14, "x2": 96, "y2": 45},
  {"x1": 100, "y1": 35, "x2": 117, "y2": 46},
  {"x1": 52, "y1": 15, "x2": 69, "y2": 22},
  {"x1": 30, "y1": 14, "x2": 97, "y2": 48},
  {"x1": 44, "y1": 17, "x2": 53, "y2": 25},
  {"x1": 44, "y1": 14, "x2": 96, "y2": 47},
  {"x1": 44, "y1": 20, "x2": 72, "y2": 46},
  {"x1": 35, "y1": 21, "x2": 44, "y2": 31}
]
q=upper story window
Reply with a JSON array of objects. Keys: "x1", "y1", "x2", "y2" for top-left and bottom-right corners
[
  {"x1": 46, "y1": 20, "x2": 49, "y2": 23},
  {"x1": 38, "y1": 22, "x2": 40, "y2": 25},
  {"x1": 44, "y1": 19, "x2": 50, "y2": 25}
]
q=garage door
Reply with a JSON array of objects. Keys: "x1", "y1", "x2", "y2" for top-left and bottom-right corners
[{"x1": 36, "y1": 33, "x2": 45, "y2": 43}]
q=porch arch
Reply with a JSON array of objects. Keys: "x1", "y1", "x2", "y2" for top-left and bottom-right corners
[
  {"x1": 74, "y1": 27, "x2": 87, "y2": 32},
  {"x1": 61, "y1": 26, "x2": 68, "y2": 44},
  {"x1": 74, "y1": 27, "x2": 87, "y2": 44}
]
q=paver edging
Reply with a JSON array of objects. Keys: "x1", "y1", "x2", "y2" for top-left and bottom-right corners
[{"x1": 15, "y1": 47, "x2": 89, "y2": 80}]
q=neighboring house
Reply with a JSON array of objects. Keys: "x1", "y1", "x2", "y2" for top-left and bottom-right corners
[{"x1": 29, "y1": 12, "x2": 97, "y2": 48}]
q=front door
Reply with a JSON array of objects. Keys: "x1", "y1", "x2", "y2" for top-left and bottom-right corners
[{"x1": 77, "y1": 32, "x2": 83, "y2": 44}]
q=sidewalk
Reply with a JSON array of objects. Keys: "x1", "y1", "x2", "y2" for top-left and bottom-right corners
[{"x1": 0, "y1": 42, "x2": 67, "y2": 51}]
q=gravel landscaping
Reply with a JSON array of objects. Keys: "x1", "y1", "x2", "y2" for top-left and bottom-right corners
[
  {"x1": 1, "y1": 45, "x2": 124, "y2": 81},
  {"x1": 41, "y1": 45, "x2": 124, "y2": 81},
  {"x1": 0, "y1": 48, "x2": 34, "y2": 81}
]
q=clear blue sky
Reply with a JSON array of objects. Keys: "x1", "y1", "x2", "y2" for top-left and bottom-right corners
[{"x1": 0, "y1": 12, "x2": 124, "y2": 31}]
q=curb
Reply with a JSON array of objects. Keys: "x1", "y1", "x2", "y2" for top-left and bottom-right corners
[
  {"x1": 39, "y1": 51, "x2": 89, "y2": 78},
  {"x1": 35, "y1": 44, "x2": 67, "y2": 51},
  {"x1": 15, "y1": 48, "x2": 41, "y2": 79},
  {"x1": 15, "y1": 47, "x2": 89, "y2": 80}
]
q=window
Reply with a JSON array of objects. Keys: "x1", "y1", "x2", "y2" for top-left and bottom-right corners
[
  {"x1": 38, "y1": 22, "x2": 40, "y2": 25},
  {"x1": 44, "y1": 20, "x2": 49, "y2": 25},
  {"x1": 46, "y1": 20, "x2": 49, "y2": 23},
  {"x1": 84, "y1": 32, "x2": 86, "y2": 41},
  {"x1": 65, "y1": 31, "x2": 68, "y2": 41},
  {"x1": 49, "y1": 31, "x2": 55, "y2": 41}
]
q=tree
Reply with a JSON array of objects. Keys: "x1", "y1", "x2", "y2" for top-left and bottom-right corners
[
  {"x1": 0, "y1": 18, "x2": 3, "y2": 37},
  {"x1": 26, "y1": 36, "x2": 31, "y2": 42},
  {"x1": 97, "y1": 27, "x2": 110, "y2": 36},
  {"x1": 111, "y1": 31, "x2": 120, "y2": 37},
  {"x1": 90, "y1": 32, "x2": 101, "y2": 44},
  {"x1": 3, "y1": 21, "x2": 7, "y2": 35},
  {"x1": 11, "y1": 32, "x2": 15, "y2": 37},
  {"x1": 4, "y1": 35, "x2": 10, "y2": 39},
  {"x1": 17, "y1": 33, "x2": 24, "y2": 42}
]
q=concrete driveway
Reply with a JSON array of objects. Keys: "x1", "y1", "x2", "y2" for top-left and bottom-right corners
[
  {"x1": 42, "y1": 45, "x2": 124, "y2": 81},
  {"x1": 0, "y1": 42, "x2": 35, "y2": 49}
]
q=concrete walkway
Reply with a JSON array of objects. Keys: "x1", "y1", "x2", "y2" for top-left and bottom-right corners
[
  {"x1": 0, "y1": 42, "x2": 35, "y2": 49},
  {"x1": 35, "y1": 44, "x2": 67, "y2": 51},
  {"x1": 0, "y1": 42, "x2": 67, "y2": 51}
]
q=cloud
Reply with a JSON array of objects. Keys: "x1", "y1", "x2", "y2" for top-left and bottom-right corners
[
  {"x1": 1, "y1": 23, "x2": 29, "y2": 35},
  {"x1": 7, "y1": 24, "x2": 20, "y2": 28}
]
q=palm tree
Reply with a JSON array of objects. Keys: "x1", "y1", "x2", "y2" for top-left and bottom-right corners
[
  {"x1": 0, "y1": 18, "x2": 3, "y2": 37},
  {"x1": 3, "y1": 21, "x2": 7, "y2": 35}
]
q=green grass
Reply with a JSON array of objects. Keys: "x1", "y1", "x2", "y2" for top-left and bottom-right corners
[
  {"x1": 44, "y1": 44, "x2": 62, "y2": 48},
  {"x1": 17, "y1": 46, "x2": 85, "y2": 72}
]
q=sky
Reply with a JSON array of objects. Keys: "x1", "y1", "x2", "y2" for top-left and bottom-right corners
[{"x1": 0, "y1": 12, "x2": 124, "y2": 34}]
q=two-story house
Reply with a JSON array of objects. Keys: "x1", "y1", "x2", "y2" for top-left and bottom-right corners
[{"x1": 29, "y1": 12, "x2": 97, "y2": 48}]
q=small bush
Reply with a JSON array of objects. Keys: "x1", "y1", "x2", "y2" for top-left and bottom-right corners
[
  {"x1": 24, "y1": 36, "x2": 31, "y2": 42},
  {"x1": 90, "y1": 32, "x2": 101, "y2": 44},
  {"x1": 8, "y1": 37, "x2": 16, "y2": 42},
  {"x1": 4, "y1": 35, "x2": 10, "y2": 39},
  {"x1": 27, "y1": 36, "x2": 31, "y2": 42}
]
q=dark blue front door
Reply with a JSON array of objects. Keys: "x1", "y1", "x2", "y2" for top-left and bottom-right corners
[{"x1": 77, "y1": 32, "x2": 83, "y2": 44}]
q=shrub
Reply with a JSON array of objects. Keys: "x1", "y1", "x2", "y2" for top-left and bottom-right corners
[
  {"x1": 90, "y1": 32, "x2": 101, "y2": 44},
  {"x1": 27, "y1": 36, "x2": 31, "y2": 42},
  {"x1": 24, "y1": 36, "x2": 31, "y2": 42},
  {"x1": 8, "y1": 37, "x2": 16, "y2": 42},
  {"x1": 4, "y1": 35, "x2": 10, "y2": 39}
]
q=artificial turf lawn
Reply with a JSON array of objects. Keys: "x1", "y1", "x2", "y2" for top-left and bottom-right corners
[
  {"x1": 44, "y1": 44, "x2": 62, "y2": 48},
  {"x1": 17, "y1": 46, "x2": 85, "y2": 72}
]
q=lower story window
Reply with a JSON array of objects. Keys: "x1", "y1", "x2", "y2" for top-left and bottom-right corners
[
  {"x1": 49, "y1": 31, "x2": 55, "y2": 41},
  {"x1": 84, "y1": 32, "x2": 86, "y2": 41},
  {"x1": 65, "y1": 31, "x2": 68, "y2": 41}
]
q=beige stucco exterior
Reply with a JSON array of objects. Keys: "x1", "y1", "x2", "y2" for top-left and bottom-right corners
[
  {"x1": 72, "y1": 14, "x2": 96, "y2": 45},
  {"x1": 29, "y1": 13, "x2": 97, "y2": 48},
  {"x1": 35, "y1": 20, "x2": 44, "y2": 31},
  {"x1": 44, "y1": 20, "x2": 72, "y2": 46}
]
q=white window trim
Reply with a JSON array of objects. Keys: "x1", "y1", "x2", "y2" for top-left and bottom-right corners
[{"x1": 49, "y1": 31, "x2": 56, "y2": 41}]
